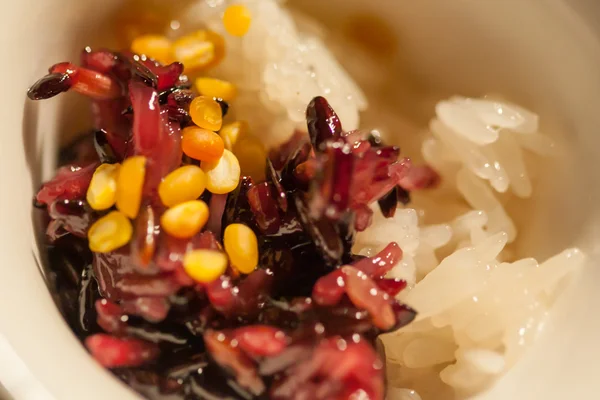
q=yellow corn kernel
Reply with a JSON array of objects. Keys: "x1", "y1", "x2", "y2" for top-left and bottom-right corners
[
  {"x1": 116, "y1": 156, "x2": 146, "y2": 219},
  {"x1": 219, "y1": 121, "x2": 249, "y2": 150},
  {"x1": 160, "y1": 200, "x2": 209, "y2": 239},
  {"x1": 195, "y1": 77, "x2": 237, "y2": 102},
  {"x1": 131, "y1": 34, "x2": 173, "y2": 65},
  {"x1": 159, "y1": 165, "x2": 207, "y2": 207},
  {"x1": 172, "y1": 30, "x2": 225, "y2": 73},
  {"x1": 201, "y1": 149, "x2": 241, "y2": 194},
  {"x1": 189, "y1": 96, "x2": 223, "y2": 132},
  {"x1": 183, "y1": 249, "x2": 228, "y2": 283},
  {"x1": 87, "y1": 163, "x2": 121, "y2": 211},
  {"x1": 223, "y1": 5, "x2": 252, "y2": 37},
  {"x1": 233, "y1": 137, "x2": 266, "y2": 181},
  {"x1": 223, "y1": 223, "x2": 258, "y2": 274},
  {"x1": 88, "y1": 211, "x2": 133, "y2": 253}
]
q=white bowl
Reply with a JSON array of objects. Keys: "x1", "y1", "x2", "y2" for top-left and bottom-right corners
[{"x1": 1, "y1": 0, "x2": 600, "y2": 399}]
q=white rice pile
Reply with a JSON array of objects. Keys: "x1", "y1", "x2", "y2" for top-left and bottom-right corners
[
  {"x1": 177, "y1": 1, "x2": 585, "y2": 398},
  {"x1": 355, "y1": 97, "x2": 586, "y2": 399},
  {"x1": 177, "y1": 0, "x2": 367, "y2": 148}
]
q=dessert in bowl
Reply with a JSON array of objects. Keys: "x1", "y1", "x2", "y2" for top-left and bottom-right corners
[{"x1": 1, "y1": 0, "x2": 600, "y2": 399}]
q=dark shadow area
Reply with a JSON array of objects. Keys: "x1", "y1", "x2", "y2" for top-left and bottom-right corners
[
  {"x1": 0, "y1": 381, "x2": 13, "y2": 400},
  {"x1": 21, "y1": 99, "x2": 41, "y2": 190}
]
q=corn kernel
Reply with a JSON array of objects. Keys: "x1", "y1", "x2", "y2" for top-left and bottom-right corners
[
  {"x1": 195, "y1": 77, "x2": 237, "y2": 102},
  {"x1": 189, "y1": 96, "x2": 223, "y2": 132},
  {"x1": 201, "y1": 149, "x2": 241, "y2": 194},
  {"x1": 160, "y1": 200, "x2": 209, "y2": 239},
  {"x1": 88, "y1": 211, "x2": 133, "y2": 253},
  {"x1": 116, "y1": 156, "x2": 146, "y2": 219},
  {"x1": 182, "y1": 126, "x2": 225, "y2": 163},
  {"x1": 159, "y1": 165, "x2": 207, "y2": 207},
  {"x1": 172, "y1": 30, "x2": 225, "y2": 73},
  {"x1": 219, "y1": 121, "x2": 249, "y2": 150},
  {"x1": 223, "y1": 5, "x2": 252, "y2": 37},
  {"x1": 131, "y1": 34, "x2": 173, "y2": 65},
  {"x1": 183, "y1": 249, "x2": 228, "y2": 283},
  {"x1": 87, "y1": 163, "x2": 121, "y2": 211},
  {"x1": 223, "y1": 223, "x2": 258, "y2": 274},
  {"x1": 234, "y1": 137, "x2": 266, "y2": 181}
]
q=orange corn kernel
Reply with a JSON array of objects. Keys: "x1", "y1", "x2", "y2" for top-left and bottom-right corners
[{"x1": 182, "y1": 126, "x2": 225, "y2": 162}]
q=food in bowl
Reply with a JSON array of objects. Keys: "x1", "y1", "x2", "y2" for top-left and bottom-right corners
[{"x1": 27, "y1": 1, "x2": 585, "y2": 399}]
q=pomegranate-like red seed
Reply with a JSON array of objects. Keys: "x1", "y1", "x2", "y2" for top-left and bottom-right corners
[
  {"x1": 342, "y1": 266, "x2": 395, "y2": 330},
  {"x1": 204, "y1": 330, "x2": 266, "y2": 395},
  {"x1": 116, "y1": 274, "x2": 181, "y2": 298},
  {"x1": 312, "y1": 269, "x2": 346, "y2": 306},
  {"x1": 36, "y1": 163, "x2": 98, "y2": 206},
  {"x1": 172, "y1": 265, "x2": 196, "y2": 287},
  {"x1": 81, "y1": 48, "x2": 119, "y2": 74},
  {"x1": 351, "y1": 139, "x2": 371, "y2": 156},
  {"x1": 95, "y1": 299, "x2": 126, "y2": 334},
  {"x1": 153, "y1": 62, "x2": 184, "y2": 91},
  {"x1": 206, "y1": 275, "x2": 236, "y2": 313},
  {"x1": 398, "y1": 165, "x2": 441, "y2": 190},
  {"x1": 354, "y1": 204, "x2": 373, "y2": 232},
  {"x1": 374, "y1": 277, "x2": 407, "y2": 297},
  {"x1": 233, "y1": 325, "x2": 288, "y2": 357},
  {"x1": 352, "y1": 241, "x2": 403, "y2": 278},
  {"x1": 121, "y1": 297, "x2": 170, "y2": 323},
  {"x1": 271, "y1": 336, "x2": 384, "y2": 400},
  {"x1": 85, "y1": 334, "x2": 159, "y2": 368}
]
